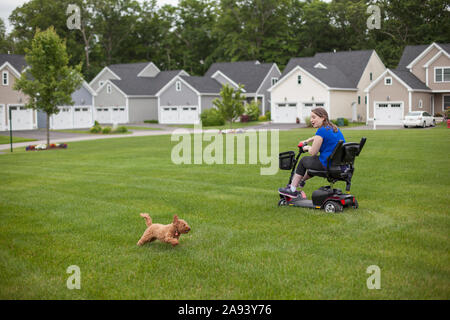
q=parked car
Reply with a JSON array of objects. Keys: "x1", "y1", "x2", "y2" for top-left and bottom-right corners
[{"x1": 403, "y1": 111, "x2": 435, "y2": 128}]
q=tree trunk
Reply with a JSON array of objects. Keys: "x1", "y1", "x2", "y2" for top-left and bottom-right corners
[{"x1": 46, "y1": 112, "x2": 50, "y2": 146}]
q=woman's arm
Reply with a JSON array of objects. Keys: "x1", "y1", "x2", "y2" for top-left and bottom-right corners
[
  {"x1": 301, "y1": 136, "x2": 315, "y2": 145},
  {"x1": 303, "y1": 135, "x2": 323, "y2": 156}
]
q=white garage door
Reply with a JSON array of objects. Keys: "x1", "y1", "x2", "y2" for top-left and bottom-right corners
[
  {"x1": 273, "y1": 103, "x2": 298, "y2": 123},
  {"x1": 375, "y1": 102, "x2": 403, "y2": 125},
  {"x1": 111, "y1": 107, "x2": 127, "y2": 124},
  {"x1": 160, "y1": 106, "x2": 199, "y2": 124},
  {"x1": 95, "y1": 107, "x2": 112, "y2": 124},
  {"x1": 74, "y1": 107, "x2": 93, "y2": 128},
  {"x1": 9, "y1": 105, "x2": 34, "y2": 130},
  {"x1": 301, "y1": 102, "x2": 325, "y2": 123},
  {"x1": 0, "y1": 104, "x2": 5, "y2": 131},
  {"x1": 52, "y1": 107, "x2": 72, "y2": 129}
]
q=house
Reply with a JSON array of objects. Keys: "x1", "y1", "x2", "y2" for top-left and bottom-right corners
[
  {"x1": 269, "y1": 50, "x2": 386, "y2": 123},
  {"x1": 89, "y1": 62, "x2": 188, "y2": 124},
  {"x1": 365, "y1": 43, "x2": 450, "y2": 125},
  {"x1": 155, "y1": 75, "x2": 223, "y2": 124},
  {"x1": 37, "y1": 81, "x2": 97, "y2": 130},
  {"x1": 204, "y1": 60, "x2": 281, "y2": 116},
  {"x1": 0, "y1": 54, "x2": 36, "y2": 131}
]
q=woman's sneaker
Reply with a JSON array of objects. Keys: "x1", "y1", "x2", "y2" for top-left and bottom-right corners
[{"x1": 278, "y1": 187, "x2": 299, "y2": 198}]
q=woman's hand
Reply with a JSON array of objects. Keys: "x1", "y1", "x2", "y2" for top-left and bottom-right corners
[{"x1": 302, "y1": 145, "x2": 311, "y2": 153}]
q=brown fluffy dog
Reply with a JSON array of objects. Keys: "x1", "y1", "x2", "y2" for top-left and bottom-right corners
[{"x1": 137, "y1": 213, "x2": 191, "y2": 247}]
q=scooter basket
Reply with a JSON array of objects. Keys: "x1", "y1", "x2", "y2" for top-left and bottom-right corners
[{"x1": 279, "y1": 151, "x2": 295, "y2": 170}]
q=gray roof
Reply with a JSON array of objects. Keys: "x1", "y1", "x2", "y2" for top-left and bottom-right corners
[
  {"x1": 391, "y1": 69, "x2": 431, "y2": 90},
  {"x1": 0, "y1": 54, "x2": 27, "y2": 73},
  {"x1": 204, "y1": 60, "x2": 274, "y2": 92},
  {"x1": 180, "y1": 75, "x2": 222, "y2": 94},
  {"x1": 281, "y1": 50, "x2": 374, "y2": 89},
  {"x1": 397, "y1": 43, "x2": 450, "y2": 69},
  {"x1": 110, "y1": 69, "x2": 183, "y2": 96}
]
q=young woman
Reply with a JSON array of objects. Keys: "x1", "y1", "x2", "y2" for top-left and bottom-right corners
[{"x1": 278, "y1": 107, "x2": 345, "y2": 198}]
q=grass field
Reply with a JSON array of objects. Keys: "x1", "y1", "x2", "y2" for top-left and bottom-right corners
[
  {"x1": 0, "y1": 136, "x2": 36, "y2": 145},
  {"x1": 0, "y1": 125, "x2": 449, "y2": 299}
]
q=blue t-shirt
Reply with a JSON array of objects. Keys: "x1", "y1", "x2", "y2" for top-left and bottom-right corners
[{"x1": 315, "y1": 126, "x2": 345, "y2": 167}]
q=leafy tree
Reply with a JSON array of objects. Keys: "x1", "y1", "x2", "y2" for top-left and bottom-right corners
[
  {"x1": 14, "y1": 27, "x2": 83, "y2": 146},
  {"x1": 213, "y1": 84, "x2": 246, "y2": 129},
  {"x1": 0, "y1": 18, "x2": 14, "y2": 54}
]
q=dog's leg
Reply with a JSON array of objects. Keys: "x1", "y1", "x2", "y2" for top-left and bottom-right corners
[
  {"x1": 137, "y1": 228, "x2": 154, "y2": 246},
  {"x1": 168, "y1": 238, "x2": 179, "y2": 247}
]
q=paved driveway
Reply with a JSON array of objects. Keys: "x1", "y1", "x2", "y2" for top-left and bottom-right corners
[{"x1": 0, "y1": 129, "x2": 89, "y2": 140}]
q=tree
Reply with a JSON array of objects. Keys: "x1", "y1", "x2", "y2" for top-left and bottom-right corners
[
  {"x1": 14, "y1": 27, "x2": 83, "y2": 146},
  {"x1": 0, "y1": 18, "x2": 14, "y2": 54},
  {"x1": 212, "y1": 84, "x2": 245, "y2": 129}
]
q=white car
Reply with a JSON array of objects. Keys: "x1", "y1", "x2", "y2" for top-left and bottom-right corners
[{"x1": 403, "y1": 111, "x2": 435, "y2": 128}]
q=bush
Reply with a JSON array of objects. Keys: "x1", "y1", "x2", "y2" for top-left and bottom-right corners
[
  {"x1": 305, "y1": 116, "x2": 312, "y2": 127},
  {"x1": 343, "y1": 118, "x2": 349, "y2": 126},
  {"x1": 144, "y1": 120, "x2": 158, "y2": 124},
  {"x1": 200, "y1": 108, "x2": 225, "y2": 126},
  {"x1": 90, "y1": 125, "x2": 101, "y2": 133},
  {"x1": 445, "y1": 109, "x2": 450, "y2": 119},
  {"x1": 102, "y1": 127, "x2": 111, "y2": 134},
  {"x1": 258, "y1": 115, "x2": 267, "y2": 121},
  {"x1": 244, "y1": 101, "x2": 260, "y2": 121},
  {"x1": 114, "y1": 126, "x2": 128, "y2": 133},
  {"x1": 265, "y1": 111, "x2": 271, "y2": 121}
]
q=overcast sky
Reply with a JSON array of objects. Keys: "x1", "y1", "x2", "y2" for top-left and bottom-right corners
[{"x1": 0, "y1": 0, "x2": 180, "y2": 34}]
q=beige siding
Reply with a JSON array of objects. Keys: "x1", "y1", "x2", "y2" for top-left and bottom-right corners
[
  {"x1": 0, "y1": 65, "x2": 31, "y2": 126},
  {"x1": 138, "y1": 63, "x2": 159, "y2": 77},
  {"x1": 427, "y1": 53, "x2": 450, "y2": 91},
  {"x1": 329, "y1": 90, "x2": 355, "y2": 119},
  {"x1": 410, "y1": 46, "x2": 440, "y2": 83},
  {"x1": 357, "y1": 51, "x2": 386, "y2": 122},
  {"x1": 368, "y1": 72, "x2": 409, "y2": 118},
  {"x1": 91, "y1": 68, "x2": 120, "y2": 91},
  {"x1": 95, "y1": 83, "x2": 126, "y2": 107},
  {"x1": 201, "y1": 95, "x2": 220, "y2": 112},
  {"x1": 411, "y1": 92, "x2": 433, "y2": 114},
  {"x1": 128, "y1": 97, "x2": 157, "y2": 122}
]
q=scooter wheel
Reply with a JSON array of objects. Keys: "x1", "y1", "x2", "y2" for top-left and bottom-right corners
[
  {"x1": 352, "y1": 199, "x2": 359, "y2": 209},
  {"x1": 324, "y1": 201, "x2": 343, "y2": 213},
  {"x1": 278, "y1": 199, "x2": 287, "y2": 207}
]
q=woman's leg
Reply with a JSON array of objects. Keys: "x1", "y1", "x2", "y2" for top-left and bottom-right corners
[{"x1": 279, "y1": 156, "x2": 324, "y2": 197}]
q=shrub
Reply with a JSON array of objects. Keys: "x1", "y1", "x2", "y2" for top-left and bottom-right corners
[
  {"x1": 265, "y1": 111, "x2": 271, "y2": 121},
  {"x1": 305, "y1": 116, "x2": 312, "y2": 127},
  {"x1": 144, "y1": 120, "x2": 158, "y2": 124},
  {"x1": 114, "y1": 126, "x2": 128, "y2": 133},
  {"x1": 343, "y1": 118, "x2": 349, "y2": 126},
  {"x1": 445, "y1": 109, "x2": 450, "y2": 119},
  {"x1": 200, "y1": 108, "x2": 225, "y2": 126},
  {"x1": 102, "y1": 127, "x2": 111, "y2": 134},
  {"x1": 94, "y1": 120, "x2": 100, "y2": 126},
  {"x1": 90, "y1": 125, "x2": 101, "y2": 133},
  {"x1": 244, "y1": 101, "x2": 261, "y2": 121},
  {"x1": 258, "y1": 115, "x2": 267, "y2": 121}
]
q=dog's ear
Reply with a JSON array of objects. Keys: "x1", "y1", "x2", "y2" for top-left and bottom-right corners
[{"x1": 173, "y1": 215, "x2": 178, "y2": 223}]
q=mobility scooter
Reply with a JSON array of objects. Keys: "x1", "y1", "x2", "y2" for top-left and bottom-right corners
[{"x1": 278, "y1": 137, "x2": 367, "y2": 213}]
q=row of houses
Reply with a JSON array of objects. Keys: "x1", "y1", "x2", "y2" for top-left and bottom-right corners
[{"x1": 1, "y1": 42, "x2": 449, "y2": 130}]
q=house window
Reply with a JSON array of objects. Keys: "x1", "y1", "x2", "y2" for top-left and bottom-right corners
[
  {"x1": 435, "y1": 67, "x2": 450, "y2": 82},
  {"x1": 2, "y1": 71, "x2": 8, "y2": 86},
  {"x1": 365, "y1": 96, "x2": 367, "y2": 105},
  {"x1": 297, "y1": 75, "x2": 302, "y2": 84},
  {"x1": 107, "y1": 84, "x2": 112, "y2": 94},
  {"x1": 384, "y1": 77, "x2": 392, "y2": 85},
  {"x1": 176, "y1": 81, "x2": 181, "y2": 91},
  {"x1": 370, "y1": 72, "x2": 373, "y2": 81},
  {"x1": 358, "y1": 96, "x2": 361, "y2": 105},
  {"x1": 277, "y1": 103, "x2": 286, "y2": 107},
  {"x1": 99, "y1": 81, "x2": 104, "y2": 87},
  {"x1": 271, "y1": 77, "x2": 278, "y2": 86},
  {"x1": 418, "y1": 99, "x2": 423, "y2": 108}
]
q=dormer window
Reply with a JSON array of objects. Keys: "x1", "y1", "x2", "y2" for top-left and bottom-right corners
[
  {"x1": 370, "y1": 72, "x2": 373, "y2": 81},
  {"x1": 314, "y1": 63, "x2": 327, "y2": 69},
  {"x1": 271, "y1": 77, "x2": 278, "y2": 86},
  {"x1": 106, "y1": 84, "x2": 112, "y2": 94},
  {"x1": 176, "y1": 81, "x2": 181, "y2": 91},
  {"x1": 435, "y1": 67, "x2": 450, "y2": 82},
  {"x1": 2, "y1": 71, "x2": 8, "y2": 86},
  {"x1": 384, "y1": 77, "x2": 392, "y2": 85},
  {"x1": 297, "y1": 75, "x2": 302, "y2": 84}
]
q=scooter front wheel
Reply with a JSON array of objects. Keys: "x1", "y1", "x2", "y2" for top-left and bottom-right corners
[{"x1": 278, "y1": 199, "x2": 287, "y2": 207}]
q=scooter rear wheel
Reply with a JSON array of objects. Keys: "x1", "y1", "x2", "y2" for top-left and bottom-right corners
[{"x1": 324, "y1": 201, "x2": 343, "y2": 213}]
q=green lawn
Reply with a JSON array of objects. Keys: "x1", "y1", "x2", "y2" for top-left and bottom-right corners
[
  {"x1": 0, "y1": 125, "x2": 449, "y2": 299},
  {"x1": 0, "y1": 136, "x2": 36, "y2": 145}
]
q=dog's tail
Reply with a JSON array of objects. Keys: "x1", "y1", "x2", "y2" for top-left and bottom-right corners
[{"x1": 140, "y1": 213, "x2": 152, "y2": 227}]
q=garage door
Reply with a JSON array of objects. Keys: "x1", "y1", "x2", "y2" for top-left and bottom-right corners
[
  {"x1": 301, "y1": 102, "x2": 325, "y2": 123},
  {"x1": 375, "y1": 102, "x2": 403, "y2": 125},
  {"x1": 111, "y1": 107, "x2": 127, "y2": 124},
  {"x1": 0, "y1": 105, "x2": 5, "y2": 131},
  {"x1": 52, "y1": 107, "x2": 72, "y2": 129},
  {"x1": 95, "y1": 107, "x2": 112, "y2": 124},
  {"x1": 74, "y1": 107, "x2": 93, "y2": 128},
  {"x1": 160, "y1": 106, "x2": 199, "y2": 124},
  {"x1": 9, "y1": 105, "x2": 34, "y2": 130},
  {"x1": 273, "y1": 103, "x2": 298, "y2": 123}
]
